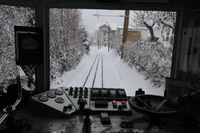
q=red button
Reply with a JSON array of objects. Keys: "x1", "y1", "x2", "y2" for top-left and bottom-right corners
[
  {"x1": 121, "y1": 100, "x2": 126, "y2": 104},
  {"x1": 112, "y1": 100, "x2": 117, "y2": 104}
]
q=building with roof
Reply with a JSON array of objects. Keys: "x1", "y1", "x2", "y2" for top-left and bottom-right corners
[{"x1": 96, "y1": 24, "x2": 149, "y2": 49}]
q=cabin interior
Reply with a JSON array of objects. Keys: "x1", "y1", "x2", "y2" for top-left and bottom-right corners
[{"x1": 0, "y1": 0, "x2": 200, "y2": 133}]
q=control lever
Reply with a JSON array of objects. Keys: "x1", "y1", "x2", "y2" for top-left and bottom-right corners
[
  {"x1": 78, "y1": 98, "x2": 87, "y2": 110},
  {"x1": 82, "y1": 110, "x2": 91, "y2": 133}
]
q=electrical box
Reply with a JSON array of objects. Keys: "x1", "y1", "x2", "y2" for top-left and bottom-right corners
[{"x1": 15, "y1": 26, "x2": 43, "y2": 65}]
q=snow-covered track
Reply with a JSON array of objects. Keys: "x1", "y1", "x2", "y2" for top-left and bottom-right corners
[
  {"x1": 91, "y1": 54, "x2": 101, "y2": 88},
  {"x1": 82, "y1": 54, "x2": 99, "y2": 88},
  {"x1": 101, "y1": 53, "x2": 104, "y2": 88}
]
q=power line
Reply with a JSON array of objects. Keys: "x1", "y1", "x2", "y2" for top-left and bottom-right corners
[{"x1": 93, "y1": 13, "x2": 125, "y2": 18}]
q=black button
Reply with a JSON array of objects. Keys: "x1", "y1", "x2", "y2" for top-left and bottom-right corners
[
  {"x1": 79, "y1": 91, "x2": 83, "y2": 96},
  {"x1": 69, "y1": 87, "x2": 73, "y2": 95},
  {"x1": 84, "y1": 95, "x2": 88, "y2": 99},
  {"x1": 110, "y1": 90, "x2": 116, "y2": 98},
  {"x1": 92, "y1": 90, "x2": 99, "y2": 97},
  {"x1": 69, "y1": 91, "x2": 73, "y2": 96},
  {"x1": 101, "y1": 90, "x2": 108, "y2": 97},
  {"x1": 84, "y1": 91, "x2": 88, "y2": 96},
  {"x1": 85, "y1": 87, "x2": 88, "y2": 92},
  {"x1": 113, "y1": 103, "x2": 117, "y2": 108},
  {"x1": 118, "y1": 105, "x2": 122, "y2": 110},
  {"x1": 38, "y1": 95, "x2": 48, "y2": 102},
  {"x1": 68, "y1": 104, "x2": 73, "y2": 109},
  {"x1": 78, "y1": 97, "x2": 83, "y2": 104},
  {"x1": 54, "y1": 89, "x2": 63, "y2": 95},
  {"x1": 47, "y1": 92, "x2": 56, "y2": 98},
  {"x1": 73, "y1": 94, "x2": 77, "y2": 98},
  {"x1": 122, "y1": 103, "x2": 127, "y2": 108},
  {"x1": 55, "y1": 97, "x2": 64, "y2": 103},
  {"x1": 70, "y1": 87, "x2": 73, "y2": 91},
  {"x1": 118, "y1": 90, "x2": 126, "y2": 97},
  {"x1": 74, "y1": 90, "x2": 78, "y2": 95},
  {"x1": 80, "y1": 87, "x2": 83, "y2": 92},
  {"x1": 63, "y1": 106, "x2": 68, "y2": 112},
  {"x1": 75, "y1": 87, "x2": 79, "y2": 92}
]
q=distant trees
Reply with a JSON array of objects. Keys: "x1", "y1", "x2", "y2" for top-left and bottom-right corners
[
  {"x1": 50, "y1": 9, "x2": 87, "y2": 81},
  {"x1": 132, "y1": 11, "x2": 176, "y2": 42},
  {"x1": 0, "y1": 5, "x2": 34, "y2": 84}
]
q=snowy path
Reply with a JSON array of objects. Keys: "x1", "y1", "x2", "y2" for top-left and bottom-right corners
[{"x1": 51, "y1": 46, "x2": 164, "y2": 96}]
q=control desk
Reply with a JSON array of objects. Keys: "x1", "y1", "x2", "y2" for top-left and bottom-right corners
[{"x1": 0, "y1": 87, "x2": 199, "y2": 133}]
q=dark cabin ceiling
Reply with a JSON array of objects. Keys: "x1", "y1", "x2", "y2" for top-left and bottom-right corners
[{"x1": 0, "y1": 0, "x2": 198, "y2": 7}]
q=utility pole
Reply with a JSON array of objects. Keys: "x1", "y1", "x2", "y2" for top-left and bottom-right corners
[{"x1": 121, "y1": 10, "x2": 130, "y2": 59}]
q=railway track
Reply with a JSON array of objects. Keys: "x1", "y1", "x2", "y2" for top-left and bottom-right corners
[
  {"x1": 82, "y1": 53, "x2": 104, "y2": 88},
  {"x1": 101, "y1": 53, "x2": 104, "y2": 88}
]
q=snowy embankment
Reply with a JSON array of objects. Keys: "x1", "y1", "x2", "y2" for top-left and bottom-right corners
[
  {"x1": 51, "y1": 46, "x2": 164, "y2": 96},
  {"x1": 101, "y1": 47, "x2": 164, "y2": 96}
]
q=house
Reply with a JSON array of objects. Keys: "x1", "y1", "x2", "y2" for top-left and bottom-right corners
[
  {"x1": 96, "y1": 24, "x2": 150, "y2": 49},
  {"x1": 98, "y1": 24, "x2": 111, "y2": 46}
]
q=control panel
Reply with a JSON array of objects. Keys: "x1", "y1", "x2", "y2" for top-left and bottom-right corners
[
  {"x1": 64, "y1": 87, "x2": 90, "y2": 110},
  {"x1": 29, "y1": 88, "x2": 78, "y2": 117},
  {"x1": 29, "y1": 87, "x2": 131, "y2": 117},
  {"x1": 90, "y1": 88, "x2": 132, "y2": 114}
]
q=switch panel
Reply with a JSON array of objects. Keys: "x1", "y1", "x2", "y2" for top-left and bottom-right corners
[
  {"x1": 91, "y1": 88, "x2": 127, "y2": 100},
  {"x1": 64, "y1": 87, "x2": 90, "y2": 110},
  {"x1": 29, "y1": 87, "x2": 131, "y2": 117},
  {"x1": 90, "y1": 88, "x2": 132, "y2": 115}
]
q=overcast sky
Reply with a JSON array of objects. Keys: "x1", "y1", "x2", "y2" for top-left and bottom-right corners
[{"x1": 81, "y1": 9, "x2": 133, "y2": 35}]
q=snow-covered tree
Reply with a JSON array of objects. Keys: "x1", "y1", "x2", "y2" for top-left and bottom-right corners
[
  {"x1": 132, "y1": 11, "x2": 159, "y2": 42},
  {"x1": 50, "y1": 9, "x2": 87, "y2": 81},
  {"x1": 132, "y1": 11, "x2": 176, "y2": 43},
  {"x1": 126, "y1": 11, "x2": 176, "y2": 87},
  {"x1": 123, "y1": 40, "x2": 172, "y2": 87},
  {"x1": 157, "y1": 11, "x2": 176, "y2": 43},
  {"x1": 157, "y1": 12, "x2": 176, "y2": 34}
]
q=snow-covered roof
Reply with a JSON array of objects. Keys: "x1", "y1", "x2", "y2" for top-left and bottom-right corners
[{"x1": 109, "y1": 23, "x2": 120, "y2": 30}]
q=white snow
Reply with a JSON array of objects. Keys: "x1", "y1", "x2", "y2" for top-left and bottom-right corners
[{"x1": 51, "y1": 46, "x2": 164, "y2": 96}]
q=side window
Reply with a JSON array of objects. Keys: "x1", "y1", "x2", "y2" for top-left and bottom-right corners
[{"x1": 0, "y1": 5, "x2": 35, "y2": 85}]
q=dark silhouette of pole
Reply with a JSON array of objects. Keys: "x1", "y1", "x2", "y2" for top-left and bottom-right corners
[{"x1": 121, "y1": 10, "x2": 130, "y2": 59}]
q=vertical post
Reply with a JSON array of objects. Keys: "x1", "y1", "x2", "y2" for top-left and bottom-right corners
[
  {"x1": 121, "y1": 10, "x2": 130, "y2": 59},
  {"x1": 35, "y1": 4, "x2": 50, "y2": 93}
]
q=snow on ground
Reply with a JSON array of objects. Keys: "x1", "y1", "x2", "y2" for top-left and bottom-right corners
[
  {"x1": 51, "y1": 46, "x2": 164, "y2": 96},
  {"x1": 100, "y1": 47, "x2": 165, "y2": 96}
]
